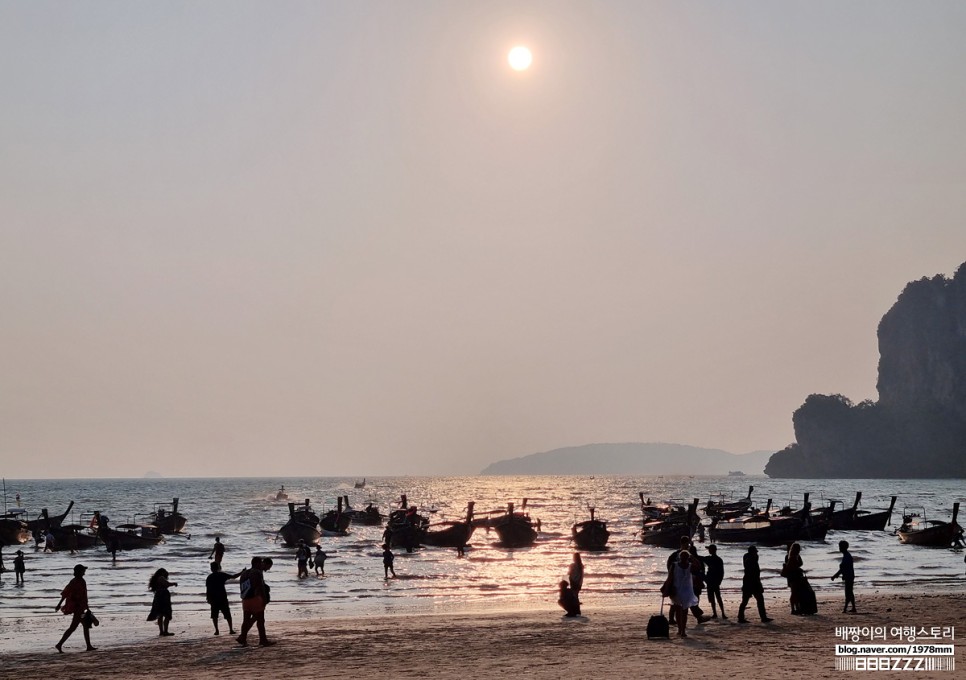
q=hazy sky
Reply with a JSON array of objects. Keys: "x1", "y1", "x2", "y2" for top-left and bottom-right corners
[{"x1": 2, "y1": 1, "x2": 965, "y2": 479}]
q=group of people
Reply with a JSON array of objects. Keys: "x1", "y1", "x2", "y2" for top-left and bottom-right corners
[
  {"x1": 659, "y1": 538, "x2": 857, "y2": 638},
  {"x1": 294, "y1": 540, "x2": 327, "y2": 578}
]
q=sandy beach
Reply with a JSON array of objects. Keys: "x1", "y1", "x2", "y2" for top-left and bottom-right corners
[{"x1": 2, "y1": 592, "x2": 962, "y2": 679}]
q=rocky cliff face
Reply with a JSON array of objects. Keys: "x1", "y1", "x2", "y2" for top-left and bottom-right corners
[{"x1": 766, "y1": 262, "x2": 966, "y2": 478}]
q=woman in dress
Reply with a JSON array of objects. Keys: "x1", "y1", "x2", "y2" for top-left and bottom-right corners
[
  {"x1": 783, "y1": 543, "x2": 817, "y2": 615},
  {"x1": 669, "y1": 550, "x2": 699, "y2": 638},
  {"x1": 147, "y1": 568, "x2": 177, "y2": 636}
]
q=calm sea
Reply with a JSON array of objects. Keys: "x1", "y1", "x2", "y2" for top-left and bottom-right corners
[{"x1": 1, "y1": 476, "x2": 963, "y2": 653}]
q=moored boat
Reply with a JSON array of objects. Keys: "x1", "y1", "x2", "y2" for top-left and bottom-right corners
[
  {"x1": 24, "y1": 501, "x2": 75, "y2": 533},
  {"x1": 319, "y1": 497, "x2": 351, "y2": 535},
  {"x1": 0, "y1": 510, "x2": 31, "y2": 545},
  {"x1": 897, "y1": 503, "x2": 961, "y2": 547},
  {"x1": 572, "y1": 507, "x2": 610, "y2": 551},
  {"x1": 423, "y1": 502, "x2": 476, "y2": 548},
  {"x1": 384, "y1": 495, "x2": 429, "y2": 552},
  {"x1": 278, "y1": 499, "x2": 322, "y2": 547},
  {"x1": 491, "y1": 500, "x2": 539, "y2": 548},
  {"x1": 704, "y1": 486, "x2": 754, "y2": 519},
  {"x1": 830, "y1": 493, "x2": 897, "y2": 531},
  {"x1": 150, "y1": 498, "x2": 187, "y2": 535},
  {"x1": 709, "y1": 498, "x2": 828, "y2": 545},
  {"x1": 49, "y1": 523, "x2": 99, "y2": 551},
  {"x1": 344, "y1": 496, "x2": 384, "y2": 525},
  {"x1": 640, "y1": 499, "x2": 700, "y2": 548}
]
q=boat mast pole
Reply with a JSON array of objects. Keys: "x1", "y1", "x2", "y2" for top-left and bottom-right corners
[{"x1": 2, "y1": 477, "x2": 6, "y2": 514}]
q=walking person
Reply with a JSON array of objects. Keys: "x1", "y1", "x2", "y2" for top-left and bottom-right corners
[
  {"x1": 568, "y1": 553, "x2": 584, "y2": 595},
  {"x1": 209, "y1": 536, "x2": 225, "y2": 566},
  {"x1": 55, "y1": 564, "x2": 96, "y2": 652},
  {"x1": 382, "y1": 545, "x2": 396, "y2": 578},
  {"x1": 237, "y1": 557, "x2": 275, "y2": 646},
  {"x1": 702, "y1": 544, "x2": 727, "y2": 619},
  {"x1": 667, "y1": 550, "x2": 699, "y2": 638},
  {"x1": 13, "y1": 549, "x2": 26, "y2": 584},
  {"x1": 206, "y1": 562, "x2": 242, "y2": 636},
  {"x1": 737, "y1": 545, "x2": 773, "y2": 624},
  {"x1": 296, "y1": 540, "x2": 310, "y2": 579},
  {"x1": 831, "y1": 540, "x2": 857, "y2": 614},
  {"x1": 313, "y1": 546, "x2": 327, "y2": 575},
  {"x1": 147, "y1": 568, "x2": 177, "y2": 636}
]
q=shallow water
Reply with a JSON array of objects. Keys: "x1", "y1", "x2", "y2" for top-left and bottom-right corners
[{"x1": 0, "y1": 476, "x2": 963, "y2": 653}]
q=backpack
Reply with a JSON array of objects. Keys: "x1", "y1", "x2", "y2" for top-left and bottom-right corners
[
  {"x1": 239, "y1": 570, "x2": 255, "y2": 599},
  {"x1": 647, "y1": 598, "x2": 670, "y2": 639}
]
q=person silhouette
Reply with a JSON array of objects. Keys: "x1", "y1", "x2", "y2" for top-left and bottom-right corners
[
  {"x1": 557, "y1": 580, "x2": 581, "y2": 617},
  {"x1": 382, "y1": 545, "x2": 396, "y2": 578},
  {"x1": 702, "y1": 544, "x2": 727, "y2": 619},
  {"x1": 209, "y1": 536, "x2": 225, "y2": 565},
  {"x1": 737, "y1": 545, "x2": 772, "y2": 623},
  {"x1": 568, "y1": 553, "x2": 584, "y2": 595},
  {"x1": 55, "y1": 564, "x2": 96, "y2": 652},
  {"x1": 831, "y1": 540, "x2": 856, "y2": 614},
  {"x1": 147, "y1": 568, "x2": 177, "y2": 636}
]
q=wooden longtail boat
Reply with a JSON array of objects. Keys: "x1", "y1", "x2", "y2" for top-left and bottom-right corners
[
  {"x1": 704, "y1": 486, "x2": 754, "y2": 519},
  {"x1": 24, "y1": 501, "x2": 75, "y2": 533},
  {"x1": 898, "y1": 503, "x2": 961, "y2": 547},
  {"x1": 829, "y1": 493, "x2": 897, "y2": 531},
  {"x1": 278, "y1": 500, "x2": 322, "y2": 547},
  {"x1": 0, "y1": 511, "x2": 31, "y2": 545},
  {"x1": 50, "y1": 523, "x2": 99, "y2": 551},
  {"x1": 150, "y1": 498, "x2": 187, "y2": 535},
  {"x1": 384, "y1": 495, "x2": 429, "y2": 552},
  {"x1": 491, "y1": 500, "x2": 539, "y2": 548},
  {"x1": 572, "y1": 507, "x2": 610, "y2": 551},
  {"x1": 343, "y1": 496, "x2": 384, "y2": 526},
  {"x1": 319, "y1": 497, "x2": 351, "y2": 535},
  {"x1": 641, "y1": 499, "x2": 699, "y2": 548},
  {"x1": 101, "y1": 521, "x2": 165, "y2": 550},
  {"x1": 423, "y1": 502, "x2": 476, "y2": 548},
  {"x1": 709, "y1": 498, "x2": 828, "y2": 545}
]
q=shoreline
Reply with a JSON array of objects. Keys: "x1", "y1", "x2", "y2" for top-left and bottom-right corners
[{"x1": 2, "y1": 592, "x2": 963, "y2": 679}]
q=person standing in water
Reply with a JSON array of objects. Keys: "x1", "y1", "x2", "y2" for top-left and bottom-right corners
[
  {"x1": 55, "y1": 564, "x2": 96, "y2": 652},
  {"x1": 313, "y1": 546, "x2": 327, "y2": 576},
  {"x1": 831, "y1": 540, "x2": 857, "y2": 614},
  {"x1": 382, "y1": 545, "x2": 396, "y2": 578},
  {"x1": 209, "y1": 536, "x2": 225, "y2": 566},
  {"x1": 13, "y1": 550, "x2": 26, "y2": 584}
]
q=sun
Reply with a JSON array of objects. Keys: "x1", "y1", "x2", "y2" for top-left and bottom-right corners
[{"x1": 508, "y1": 46, "x2": 532, "y2": 71}]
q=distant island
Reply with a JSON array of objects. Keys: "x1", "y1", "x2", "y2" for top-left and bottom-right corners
[
  {"x1": 766, "y1": 261, "x2": 966, "y2": 478},
  {"x1": 481, "y1": 443, "x2": 773, "y2": 476}
]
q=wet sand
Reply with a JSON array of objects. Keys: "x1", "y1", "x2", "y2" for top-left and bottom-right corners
[{"x1": 3, "y1": 593, "x2": 963, "y2": 679}]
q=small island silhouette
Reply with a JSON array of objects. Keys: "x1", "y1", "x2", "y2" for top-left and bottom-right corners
[{"x1": 766, "y1": 261, "x2": 966, "y2": 478}]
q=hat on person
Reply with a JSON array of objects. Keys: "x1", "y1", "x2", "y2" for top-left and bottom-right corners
[{"x1": 74, "y1": 564, "x2": 87, "y2": 576}]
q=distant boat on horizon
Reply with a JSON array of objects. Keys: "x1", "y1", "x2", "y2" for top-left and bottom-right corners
[
  {"x1": 728, "y1": 470, "x2": 746, "y2": 476},
  {"x1": 354, "y1": 478, "x2": 366, "y2": 489}
]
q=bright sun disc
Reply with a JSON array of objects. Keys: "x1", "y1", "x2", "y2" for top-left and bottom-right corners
[{"x1": 508, "y1": 46, "x2": 532, "y2": 71}]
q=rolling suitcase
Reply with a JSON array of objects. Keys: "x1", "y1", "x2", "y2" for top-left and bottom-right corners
[{"x1": 647, "y1": 597, "x2": 670, "y2": 639}]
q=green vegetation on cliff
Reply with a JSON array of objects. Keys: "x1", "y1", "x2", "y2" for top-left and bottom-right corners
[{"x1": 766, "y1": 262, "x2": 966, "y2": 478}]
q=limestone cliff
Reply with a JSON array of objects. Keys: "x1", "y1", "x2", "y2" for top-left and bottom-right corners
[{"x1": 766, "y1": 262, "x2": 966, "y2": 478}]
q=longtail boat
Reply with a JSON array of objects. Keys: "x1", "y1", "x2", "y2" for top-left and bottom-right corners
[
  {"x1": 830, "y1": 493, "x2": 897, "y2": 531},
  {"x1": 0, "y1": 510, "x2": 31, "y2": 545},
  {"x1": 319, "y1": 497, "x2": 351, "y2": 535},
  {"x1": 641, "y1": 498, "x2": 699, "y2": 548},
  {"x1": 491, "y1": 500, "x2": 539, "y2": 548},
  {"x1": 423, "y1": 502, "x2": 476, "y2": 548},
  {"x1": 709, "y1": 498, "x2": 828, "y2": 545},
  {"x1": 278, "y1": 499, "x2": 322, "y2": 547},
  {"x1": 384, "y1": 495, "x2": 429, "y2": 552},
  {"x1": 897, "y1": 503, "x2": 961, "y2": 547},
  {"x1": 344, "y1": 496, "x2": 384, "y2": 525},
  {"x1": 704, "y1": 486, "x2": 754, "y2": 519},
  {"x1": 572, "y1": 506, "x2": 610, "y2": 551},
  {"x1": 24, "y1": 501, "x2": 75, "y2": 533},
  {"x1": 50, "y1": 523, "x2": 99, "y2": 551},
  {"x1": 150, "y1": 498, "x2": 187, "y2": 535}
]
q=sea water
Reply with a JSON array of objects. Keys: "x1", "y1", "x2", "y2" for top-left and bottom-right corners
[{"x1": 0, "y1": 476, "x2": 962, "y2": 653}]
